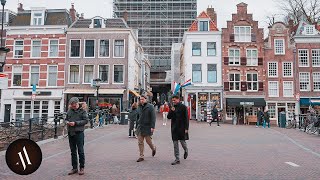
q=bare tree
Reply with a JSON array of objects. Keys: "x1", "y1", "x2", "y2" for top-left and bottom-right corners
[{"x1": 278, "y1": 0, "x2": 320, "y2": 24}]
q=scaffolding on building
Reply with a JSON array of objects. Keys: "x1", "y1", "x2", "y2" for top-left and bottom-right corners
[{"x1": 113, "y1": 0, "x2": 197, "y2": 73}]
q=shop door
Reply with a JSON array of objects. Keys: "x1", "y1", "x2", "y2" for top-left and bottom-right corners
[
  {"x1": 190, "y1": 94, "x2": 196, "y2": 119},
  {"x1": 4, "y1": 104, "x2": 11, "y2": 122},
  {"x1": 278, "y1": 107, "x2": 286, "y2": 122},
  {"x1": 236, "y1": 106, "x2": 244, "y2": 124}
]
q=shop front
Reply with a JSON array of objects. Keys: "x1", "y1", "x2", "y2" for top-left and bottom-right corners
[
  {"x1": 225, "y1": 98, "x2": 266, "y2": 125},
  {"x1": 299, "y1": 98, "x2": 320, "y2": 114},
  {"x1": 266, "y1": 101, "x2": 298, "y2": 125}
]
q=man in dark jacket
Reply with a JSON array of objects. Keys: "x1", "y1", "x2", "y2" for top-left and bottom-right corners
[
  {"x1": 256, "y1": 108, "x2": 263, "y2": 127},
  {"x1": 167, "y1": 95, "x2": 189, "y2": 165},
  {"x1": 66, "y1": 97, "x2": 89, "y2": 175},
  {"x1": 209, "y1": 105, "x2": 219, "y2": 126},
  {"x1": 129, "y1": 102, "x2": 138, "y2": 138},
  {"x1": 136, "y1": 95, "x2": 157, "y2": 162}
]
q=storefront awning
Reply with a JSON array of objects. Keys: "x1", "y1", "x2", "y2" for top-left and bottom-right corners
[
  {"x1": 64, "y1": 89, "x2": 95, "y2": 94},
  {"x1": 300, "y1": 98, "x2": 320, "y2": 106},
  {"x1": 129, "y1": 90, "x2": 140, "y2": 97},
  {"x1": 99, "y1": 89, "x2": 125, "y2": 94},
  {"x1": 226, "y1": 98, "x2": 266, "y2": 106}
]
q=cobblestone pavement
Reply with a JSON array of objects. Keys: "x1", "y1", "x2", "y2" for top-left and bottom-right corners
[{"x1": 0, "y1": 114, "x2": 319, "y2": 180}]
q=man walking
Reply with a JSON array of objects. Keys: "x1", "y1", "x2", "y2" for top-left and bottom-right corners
[
  {"x1": 66, "y1": 97, "x2": 89, "y2": 175},
  {"x1": 256, "y1": 108, "x2": 263, "y2": 127},
  {"x1": 209, "y1": 105, "x2": 220, "y2": 126},
  {"x1": 167, "y1": 95, "x2": 189, "y2": 165},
  {"x1": 136, "y1": 95, "x2": 157, "y2": 162}
]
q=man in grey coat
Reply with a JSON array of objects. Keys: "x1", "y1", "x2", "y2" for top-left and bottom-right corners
[
  {"x1": 136, "y1": 95, "x2": 157, "y2": 162},
  {"x1": 66, "y1": 97, "x2": 89, "y2": 175}
]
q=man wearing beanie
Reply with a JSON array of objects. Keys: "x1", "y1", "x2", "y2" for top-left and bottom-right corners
[{"x1": 66, "y1": 97, "x2": 89, "y2": 175}]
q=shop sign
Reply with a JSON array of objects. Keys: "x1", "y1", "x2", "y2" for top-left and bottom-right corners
[
  {"x1": 198, "y1": 93, "x2": 208, "y2": 101},
  {"x1": 240, "y1": 102, "x2": 254, "y2": 106}
]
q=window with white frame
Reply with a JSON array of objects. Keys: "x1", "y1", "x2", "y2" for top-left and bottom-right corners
[
  {"x1": 207, "y1": 64, "x2": 217, "y2": 83},
  {"x1": 306, "y1": 26, "x2": 314, "y2": 35},
  {"x1": 268, "y1": 62, "x2": 278, "y2": 77},
  {"x1": 267, "y1": 104, "x2": 276, "y2": 119},
  {"x1": 54, "y1": 101, "x2": 61, "y2": 115},
  {"x1": 48, "y1": 66, "x2": 57, "y2": 87},
  {"x1": 199, "y1": 21, "x2": 209, "y2": 31},
  {"x1": 15, "y1": 101, "x2": 23, "y2": 120},
  {"x1": 268, "y1": 81, "x2": 279, "y2": 97},
  {"x1": 229, "y1": 73, "x2": 240, "y2": 91},
  {"x1": 283, "y1": 62, "x2": 292, "y2": 77},
  {"x1": 207, "y1": 42, "x2": 216, "y2": 56},
  {"x1": 70, "y1": 40, "x2": 80, "y2": 57},
  {"x1": 32, "y1": 12, "x2": 43, "y2": 25},
  {"x1": 30, "y1": 66, "x2": 40, "y2": 86},
  {"x1": 99, "y1": 40, "x2": 109, "y2": 57},
  {"x1": 229, "y1": 49, "x2": 240, "y2": 65},
  {"x1": 114, "y1": 40, "x2": 125, "y2": 57},
  {"x1": 69, "y1": 65, "x2": 79, "y2": 83},
  {"x1": 84, "y1": 65, "x2": 94, "y2": 83},
  {"x1": 192, "y1": 42, "x2": 201, "y2": 56},
  {"x1": 16, "y1": 101, "x2": 49, "y2": 120},
  {"x1": 85, "y1": 40, "x2": 95, "y2": 57},
  {"x1": 234, "y1": 26, "x2": 251, "y2": 42},
  {"x1": 245, "y1": 107, "x2": 257, "y2": 116},
  {"x1": 247, "y1": 73, "x2": 258, "y2": 91},
  {"x1": 312, "y1": 49, "x2": 320, "y2": 67},
  {"x1": 192, "y1": 64, "x2": 202, "y2": 83},
  {"x1": 99, "y1": 65, "x2": 109, "y2": 83},
  {"x1": 114, "y1": 65, "x2": 124, "y2": 83},
  {"x1": 274, "y1": 39, "x2": 285, "y2": 55},
  {"x1": 226, "y1": 107, "x2": 236, "y2": 119},
  {"x1": 246, "y1": 49, "x2": 258, "y2": 66},
  {"x1": 49, "y1": 40, "x2": 59, "y2": 57},
  {"x1": 283, "y1": 81, "x2": 293, "y2": 97},
  {"x1": 31, "y1": 40, "x2": 41, "y2": 57},
  {"x1": 14, "y1": 40, "x2": 23, "y2": 58},
  {"x1": 94, "y1": 19, "x2": 102, "y2": 28},
  {"x1": 313, "y1": 72, "x2": 320, "y2": 91},
  {"x1": 12, "y1": 66, "x2": 22, "y2": 87},
  {"x1": 299, "y1": 72, "x2": 310, "y2": 91},
  {"x1": 298, "y1": 49, "x2": 309, "y2": 67}
]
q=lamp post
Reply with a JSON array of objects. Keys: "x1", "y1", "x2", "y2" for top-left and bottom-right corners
[
  {"x1": 0, "y1": 0, "x2": 10, "y2": 72},
  {"x1": 93, "y1": 78, "x2": 101, "y2": 110}
]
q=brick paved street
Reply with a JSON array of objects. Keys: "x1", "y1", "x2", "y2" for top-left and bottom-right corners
[{"x1": 0, "y1": 114, "x2": 319, "y2": 180}]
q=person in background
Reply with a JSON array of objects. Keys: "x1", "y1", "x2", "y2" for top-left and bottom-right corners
[
  {"x1": 162, "y1": 102, "x2": 170, "y2": 126},
  {"x1": 66, "y1": 97, "x2": 89, "y2": 176},
  {"x1": 256, "y1": 108, "x2": 263, "y2": 127},
  {"x1": 111, "y1": 104, "x2": 119, "y2": 124},
  {"x1": 263, "y1": 108, "x2": 270, "y2": 128},
  {"x1": 209, "y1": 105, "x2": 220, "y2": 127},
  {"x1": 129, "y1": 102, "x2": 139, "y2": 138}
]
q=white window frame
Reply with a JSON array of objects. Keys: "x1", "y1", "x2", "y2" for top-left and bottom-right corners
[
  {"x1": 283, "y1": 81, "x2": 294, "y2": 97},
  {"x1": 12, "y1": 65, "x2": 23, "y2": 87},
  {"x1": 282, "y1": 62, "x2": 293, "y2": 77},
  {"x1": 199, "y1": 21, "x2": 209, "y2": 31},
  {"x1": 98, "y1": 39, "x2": 110, "y2": 58},
  {"x1": 84, "y1": 39, "x2": 95, "y2": 58},
  {"x1": 113, "y1": 64, "x2": 125, "y2": 84},
  {"x1": 31, "y1": 39, "x2": 41, "y2": 58},
  {"x1": 246, "y1": 73, "x2": 258, "y2": 91},
  {"x1": 207, "y1": 42, "x2": 216, "y2": 56},
  {"x1": 113, "y1": 39, "x2": 125, "y2": 58},
  {"x1": 234, "y1": 26, "x2": 251, "y2": 42},
  {"x1": 312, "y1": 49, "x2": 320, "y2": 67},
  {"x1": 228, "y1": 49, "x2": 240, "y2": 65},
  {"x1": 268, "y1": 62, "x2": 278, "y2": 77},
  {"x1": 48, "y1": 39, "x2": 59, "y2": 57},
  {"x1": 98, "y1": 65, "x2": 110, "y2": 84},
  {"x1": 47, "y1": 65, "x2": 58, "y2": 87},
  {"x1": 29, "y1": 65, "x2": 40, "y2": 86},
  {"x1": 207, "y1": 64, "x2": 217, "y2": 83},
  {"x1": 14, "y1": 40, "x2": 24, "y2": 58},
  {"x1": 299, "y1": 72, "x2": 310, "y2": 91},
  {"x1": 305, "y1": 26, "x2": 315, "y2": 35},
  {"x1": 229, "y1": 73, "x2": 241, "y2": 91},
  {"x1": 192, "y1": 64, "x2": 202, "y2": 83},
  {"x1": 69, "y1": 39, "x2": 81, "y2": 58},
  {"x1": 246, "y1": 49, "x2": 258, "y2": 66},
  {"x1": 274, "y1": 39, "x2": 285, "y2": 55},
  {"x1": 298, "y1": 49, "x2": 309, "y2": 67},
  {"x1": 31, "y1": 11, "x2": 45, "y2": 26},
  {"x1": 83, "y1": 65, "x2": 95, "y2": 84},
  {"x1": 268, "y1": 81, "x2": 279, "y2": 97},
  {"x1": 68, "y1": 64, "x2": 80, "y2": 84},
  {"x1": 313, "y1": 72, "x2": 320, "y2": 91},
  {"x1": 192, "y1": 42, "x2": 201, "y2": 56}
]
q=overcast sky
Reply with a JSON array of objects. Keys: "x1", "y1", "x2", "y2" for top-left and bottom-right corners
[{"x1": 6, "y1": 0, "x2": 282, "y2": 33}]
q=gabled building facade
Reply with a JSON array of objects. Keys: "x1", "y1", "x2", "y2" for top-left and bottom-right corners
[
  {"x1": 181, "y1": 9, "x2": 222, "y2": 121},
  {"x1": 222, "y1": 3, "x2": 265, "y2": 124}
]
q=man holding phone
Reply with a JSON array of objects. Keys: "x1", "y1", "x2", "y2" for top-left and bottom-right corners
[
  {"x1": 66, "y1": 97, "x2": 89, "y2": 175},
  {"x1": 167, "y1": 95, "x2": 189, "y2": 165}
]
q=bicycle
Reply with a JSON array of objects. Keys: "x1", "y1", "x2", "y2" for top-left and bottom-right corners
[{"x1": 286, "y1": 113, "x2": 297, "y2": 129}]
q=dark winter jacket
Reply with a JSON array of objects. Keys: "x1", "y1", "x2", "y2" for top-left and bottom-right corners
[
  {"x1": 66, "y1": 108, "x2": 89, "y2": 136},
  {"x1": 136, "y1": 103, "x2": 156, "y2": 136},
  {"x1": 167, "y1": 102, "x2": 189, "y2": 141},
  {"x1": 257, "y1": 111, "x2": 264, "y2": 122},
  {"x1": 211, "y1": 108, "x2": 218, "y2": 119},
  {"x1": 129, "y1": 108, "x2": 139, "y2": 129},
  {"x1": 264, "y1": 111, "x2": 270, "y2": 123}
]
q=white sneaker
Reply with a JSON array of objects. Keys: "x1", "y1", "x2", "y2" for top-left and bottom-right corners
[{"x1": 129, "y1": 136, "x2": 132, "y2": 138}]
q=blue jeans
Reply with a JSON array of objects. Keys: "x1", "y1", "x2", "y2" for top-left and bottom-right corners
[
  {"x1": 263, "y1": 120, "x2": 270, "y2": 128},
  {"x1": 69, "y1": 131, "x2": 85, "y2": 169}
]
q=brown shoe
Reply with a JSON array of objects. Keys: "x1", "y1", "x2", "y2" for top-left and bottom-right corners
[
  {"x1": 152, "y1": 146, "x2": 156, "y2": 157},
  {"x1": 78, "y1": 168, "x2": 84, "y2": 175},
  {"x1": 136, "y1": 158, "x2": 144, "y2": 162},
  {"x1": 68, "y1": 169, "x2": 78, "y2": 175}
]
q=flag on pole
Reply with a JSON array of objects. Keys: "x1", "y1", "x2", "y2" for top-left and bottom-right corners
[
  {"x1": 181, "y1": 79, "x2": 191, "y2": 88},
  {"x1": 173, "y1": 83, "x2": 181, "y2": 95}
]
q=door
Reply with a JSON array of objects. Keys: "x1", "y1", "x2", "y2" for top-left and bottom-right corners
[
  {"x1": 4, "y1": 104, "x2": 11, "y2": 122},
  {"x1": 236, "y1": 106, "x2": 244, "y2": 124},
  {"x1": 278, "y1": 107, "x2": 286, "y2": 124}
]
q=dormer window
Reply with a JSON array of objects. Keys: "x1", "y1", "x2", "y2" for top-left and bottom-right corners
[
  {"x1": 94, "y1": 19, "x2": 102, "y2": 28},
  {"x1": 305, "y1": 26, "x2": 315, "y2": 35},
  {"x1": 199, "y1": 21, "x2": 209, "y2": 31},
  {"x1": 31, "y1": 10, "x2": 45, "y2": 26}
]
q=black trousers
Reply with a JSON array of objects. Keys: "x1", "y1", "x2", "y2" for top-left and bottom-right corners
[
  {"x1": 210, "y1": 117, "x2": 220, "y2": 126},
  {"x1": 129, "y1": 121, "x2": 135, "y2": 136},
  {"x1": 68, "y1": 131, "x2": 85, "y2": 169}
]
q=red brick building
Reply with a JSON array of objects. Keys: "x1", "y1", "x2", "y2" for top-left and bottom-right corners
[
  {"x1": 264, "y1": 22, "x2": 297, "y2": 124},
  {"x1": 222, "y1": 3, "x2": 265, "y2": 124},
  {"x1": 0, "y1": 4, "x2": 75, "y2": 122}
]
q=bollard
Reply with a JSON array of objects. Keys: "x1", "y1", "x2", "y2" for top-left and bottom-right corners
[
  {"x1": 41, "y1": 117, "x2": 45, "y2": 140},
  {"x1": 28, "y1": 118, "x2": 32, "y2": 140},
  {"x1": 54, "y1": 114, "x2": 58, "y2": 139}
]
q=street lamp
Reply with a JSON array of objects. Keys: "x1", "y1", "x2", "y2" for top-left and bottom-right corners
[
  {"x1": 93, "y1": 78, "x2": 101, "y2": 109},
  {"x1": 0, "y1": 0, "x2": 10, "y2": 72}
]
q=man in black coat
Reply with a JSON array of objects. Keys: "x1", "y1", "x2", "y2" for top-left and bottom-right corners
[
  {"x1": 167, "y1": 95, "x2": 189, "y2": 165},
  {"x1": 136, "y1": 95, "x2": 157, "y2": 162},
  {"x1": 209, "y1": 105, "x2": 220, "y2": 126}
]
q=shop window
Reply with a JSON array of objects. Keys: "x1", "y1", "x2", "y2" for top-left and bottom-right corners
[
  {"x1": 268, "y1": 104, "x2": 276, "y2": 119},
  {"x1": 226, "y1": 107, "x2": 236, "y2": 119},
  {"x1": 246, "y1": 107, "x2": 257, "y2": 116},
  {"x1": 54, "y1": 101, "x2": 61, "y2": 115}
]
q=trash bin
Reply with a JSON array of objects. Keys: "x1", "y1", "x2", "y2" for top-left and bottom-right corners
[
  {"x1": 120, "y1": 112, "x2": 129, "y2": 125},
  {"x1": 279, "y1": 111, "x2": 286, "y2": 128},
  {"x1": 232, "y1": 116, "x2": 237, "y2": 125}
]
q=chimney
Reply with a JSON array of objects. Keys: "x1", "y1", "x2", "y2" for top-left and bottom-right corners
[
  {"x1": 237, "y1": 2, "x2": 248, "y2": 15},
  {"x1": 206, "y1": 6, "x2": 217, "y2": 26},
  {"x1": 123, "y1": 9, "x2": 128, "y2": 22},
  {"x1": 288, "y1": 19, "x2": 294, "y2": 28},
  {"x1": 69, "y1": 3, "x2": 77, "y2": 22},
  {"x1": 17, "y1": 3, "x2": 24, "y2": 13}
]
